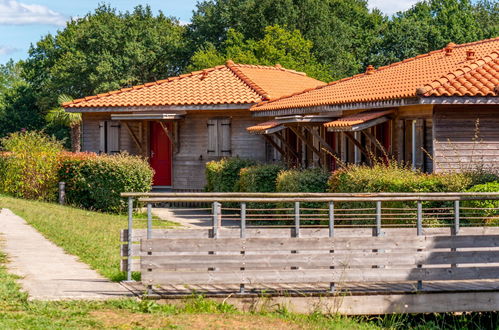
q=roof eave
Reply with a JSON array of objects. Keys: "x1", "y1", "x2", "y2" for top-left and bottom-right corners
[{"x1": 65, "y1": 103, "x2": 255, "y2": 113}]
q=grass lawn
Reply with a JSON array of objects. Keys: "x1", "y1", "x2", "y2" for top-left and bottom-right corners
[{"x1": 0, "y1": 195, "x2": 176, "y2": 281}]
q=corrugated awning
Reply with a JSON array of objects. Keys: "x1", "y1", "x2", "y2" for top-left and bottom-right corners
[
  {"x1": 324, "y1": 110, "x2": 394, "y2": 132},
  {"x1": 247, "y1": 120, "x2": 285, "y2": 134}
]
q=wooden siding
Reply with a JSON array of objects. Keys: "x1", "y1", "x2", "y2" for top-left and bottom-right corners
[
  {"x1": 81, "y1": 112, "x2": 141, "y2": 155},
  {"x1": 173, "y1": 110, "x2": 267, "y2": 190},
  {"x1": 433, "y1": 105, "x2": 499, "y2": 172}
]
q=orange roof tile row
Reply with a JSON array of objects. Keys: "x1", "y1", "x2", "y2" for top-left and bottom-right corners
[
  {"x1": 64, "y1": 62, "x2": 324, "y2": 109},
  {"x1": 324, "y1": 110, "x2": 394, "y2": 128},
  {"x1": 246, "y1": 120, "x2": 281, "y2": 132},
  {"x1": 252, "y1": 37, "x2": 499, "y2": 112}
]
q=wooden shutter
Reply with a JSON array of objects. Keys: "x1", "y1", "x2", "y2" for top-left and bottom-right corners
[
  {"x1": 219, "y1": 118, "x2": 231, "y2": 156},
  {"x1": 107, "y1": 121, "x2": 121, "y2": 154},
  {"x1": 99, "y1": 121, "x2": 106, "y2": 154},
  {"x1": 207, "y1": 119, "x2": 218, "y2": 154}
]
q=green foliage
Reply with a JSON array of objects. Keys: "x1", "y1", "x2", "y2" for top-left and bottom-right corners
[
  {"x1": 205, "y1": 157, "x2": 256, "y2": 192},
  {"x1": 462, "y1": 182, "x2": 499, "y2": 225},
  {"x1": 1, "y1": 131, "x2": 63, "y2": 201},
  {"x1": 238, "y1": 163, "x2": 285, "y2": 192},
  {"x1": 189, "y1": 26, "x2": 332, "y2": 81},
  {"x1": 58, "y1": 152, "x2": 153, "y2": 213},
  {"x1": 23, "y1": 5, "x2": 188, "y2": 110},
  {"x1": 328, "y1": 162, "x2": 471, "y2": 193},
  {"x1": 276, "y1": 168, "x2": 330, "y2": 193}
]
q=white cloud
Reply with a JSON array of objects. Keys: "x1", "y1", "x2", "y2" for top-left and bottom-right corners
[
  {"x1": 0, "y1": 0, "x2": 67, "y2": 26},
  {"x1": 0, "y1": 46, "x2": 18, "y2": 55},
  {"x1": 368, "y1": 0, "x2": 420, "y2": 15}
]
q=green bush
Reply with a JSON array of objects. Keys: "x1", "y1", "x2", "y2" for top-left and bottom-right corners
[
  {"x1": 327, "y1": 162, "x2": 471, "y2": 193},
  {"x1": 59, "y1": 152, "x2": 153, "y2": 213},
  {"x1": 205, "y1": 157, "x2": 256, "y2": 192},
  {"x1": 462, "y1": 182, "x2": 499, "y2": 225},
  {"x1": 238, "y1": 164, "x2": 285, "y2": 192},
  {"x1": 277, "y1": 168, "x2": 330, "y2": 193},
  {"x1": 1, "y1": 131, "x2": 63, "y2": 201}
]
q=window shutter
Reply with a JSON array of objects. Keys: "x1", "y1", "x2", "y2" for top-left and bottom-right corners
[
  {"x1": 219, "y1": 118, "x2": 231, "y2": 156},
  {"x1": 99, "y1": 121, "x2": 106, "y2": 154},
  {"x1": 107, "y1": 121, "x2": 121, "y2": 154},
  {"x1": 207, "y1": 119, "x2": 218, "y2": 154}
]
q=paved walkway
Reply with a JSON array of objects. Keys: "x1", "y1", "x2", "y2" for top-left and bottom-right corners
[
  {"x1": 152, "y1": 207, "x2": 240, "y2": 228},
  {"x1": 0, "y1": 208, "x2": 131, "y2": 301}
]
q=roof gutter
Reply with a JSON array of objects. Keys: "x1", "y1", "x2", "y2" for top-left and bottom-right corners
[{"x1": 65, "y1": 103, "x2": 255, "y2": 113}]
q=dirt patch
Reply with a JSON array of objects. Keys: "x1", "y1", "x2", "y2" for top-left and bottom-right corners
[{"x1": 91, "y1": 310, "x2": 308, "y2": 329}]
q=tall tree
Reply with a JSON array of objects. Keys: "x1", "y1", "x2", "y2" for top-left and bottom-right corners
[
  {"x1": 188, "y1": 26, "x2": 332, "y2": 81},
  {"x1": 23, "y1": 5, "x2": 188, "y2": 110},
  {"x1": 189, "y1": 0, "x2": 386, "y2": 80}
]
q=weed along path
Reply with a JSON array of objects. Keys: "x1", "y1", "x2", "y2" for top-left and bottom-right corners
[{"x1": 0, "y1": 208, "x2": 131, "y2": 300}]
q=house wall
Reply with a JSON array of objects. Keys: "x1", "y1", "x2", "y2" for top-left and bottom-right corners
[
  {"x1": 433, "y1": 105, "x2": 499, "y2": 172},
  {"x1": 173, "y1": 110, "x2": 267, "y2": 190},
  {"x1": 80, "y1": 110, "x2": 267, "y2": 190}
]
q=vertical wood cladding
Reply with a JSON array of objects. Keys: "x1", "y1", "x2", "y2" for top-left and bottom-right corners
[{"x1": 433, "y1": 105, "x2": 499, "y2": 172}]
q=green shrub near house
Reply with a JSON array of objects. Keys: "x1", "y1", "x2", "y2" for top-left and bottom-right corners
[
  {"x1": 238, "y1": 164, "x2": 285, "y2": 192},
  {"x1": 59, "y1": 152, "x2": 153, "y2": 213},
  {"x1": 0, "y1": 131, "x2": 63, "y2": 201},
  {"x1": 205, "y1": 157, "x2": 256, "y2": 192},
  {"x1": 277, "y1": 168, "x2": 330, "y2": 193},
  {"x1": 462, "y1": 181, "x2": 499, "y2": 225}
]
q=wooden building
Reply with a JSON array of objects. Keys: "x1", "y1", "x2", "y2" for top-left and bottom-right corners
[
  {"x1": 63, "y1": 61, "x2": 324, "y2": 189},
  {"x1": 249, "y1": 37, "x2": 499, "y2": 173}
]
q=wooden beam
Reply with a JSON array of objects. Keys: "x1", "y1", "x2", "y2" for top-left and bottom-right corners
[
  {"x1": 158, "y1": 121, "x2": 178, "y2": 152},
  {"x1": 344, "y1": 131, "x2": 372, "y2": 165},
  {"x1": 288, "y1": 126, "x2": 322, "y2": 164},
  {"x1": 263, "y1": 135, "x2": 287, "y2": 158},
  {"x1": 274, "y1": 130, "x2": 300, "y2": 161},
  {"x1": 123, "y1": 122, "x2": 143, "y2": 153},
  {"x1": 362, "y1": 129, "x2": 387, "y2": 156},
  {"x1": 303, "y1": 126, "x2": 340, "y2": 159}
]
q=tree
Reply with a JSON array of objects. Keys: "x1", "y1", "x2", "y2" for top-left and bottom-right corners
[
  {"x1": 0, "y1": 60, "x2": 23, "y2": 109},
  {"x1": 189, "y1": 0, "x2": 386, "y2": 80},
  {"x1": 188, "y1": 26, "x2": 332, "y2": 81},
  {"x1": 369, "y1": 0, "x2": 497, "y2": 66},
  {"x1": 45, "y1": 95, "x2": 81, "y2": 152},
  {"x1": 22, "y1": 5, "x2": 188, "y2": 110}
]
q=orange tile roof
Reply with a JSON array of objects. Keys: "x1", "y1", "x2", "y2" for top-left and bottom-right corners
[
  {"x1": 246, "y1": 120, "x2": 281, "y2": 133},
  {"x1": 252, "y1": 37, "x2": 499, "y2": 112},
  {"x1": 63, "y1": 61, "x2": 324, "y2": 109},
  {"x1": 324, "y1": 110, "x2": 394, "y2": 128}
]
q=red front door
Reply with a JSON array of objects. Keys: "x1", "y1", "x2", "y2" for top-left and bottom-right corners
[{"x1": 150, "y1": 122, "x2": 172, "y2": 186}]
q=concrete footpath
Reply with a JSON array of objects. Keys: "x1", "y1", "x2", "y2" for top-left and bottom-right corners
[{"x1": 0, "y1": 208, "x2": 131, "y2": 300}]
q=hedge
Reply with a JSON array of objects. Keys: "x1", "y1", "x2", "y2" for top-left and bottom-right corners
[
  {"x1": 277, "y1": 168, "x2": 330, "y2": 193},
  {"x1": 238, "y1": 164, "x2": 285, "y2": 192},
  {"x1": 205, "y1": 157, "x2": 256, "y2": 192},
  {"x1": 462, "y1": 181, "x2": 499, "y2": 225},
  {"x1": 59, "y1": 152, "x2": 153, "y2": 213}
]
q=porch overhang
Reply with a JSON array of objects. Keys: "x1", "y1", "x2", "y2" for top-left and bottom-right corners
[
  {"x1": 110, "y1": 113, "x2": 185, "y2": 121},
  {"x1": 246, "y1": 120, "x2": 285, "y2": 135},
  {"x1": 324, "y1": 109, "x2": 394, "y2": 132}
]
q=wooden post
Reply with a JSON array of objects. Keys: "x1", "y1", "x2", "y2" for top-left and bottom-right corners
[
  {"x1": 58, "y1": 182, "x2": 65, "y2": 205},
  {"x1": 417, "y1": 200, "x2": 423, "y2": 290},
  {"x1": 329, "y1": 201, "x2": 335, "y2": 293},
  {"x1": 127, "y1": 197, "x2": 133, "y2": 282},
  {"x1": 240, "y1": 202, "x2": 246, "y2": 294}
]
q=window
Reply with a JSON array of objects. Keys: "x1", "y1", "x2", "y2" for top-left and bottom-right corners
[
  {"x1": 207, "y1": 118, "x2": 231, "y2": 156},
  {"x1": 99, "y1": 121, "x2": 120, "y2": 154}
]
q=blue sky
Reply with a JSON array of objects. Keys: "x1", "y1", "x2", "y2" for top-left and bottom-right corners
[{"x1": 0, "y1": 0, "x2": 419, "y2": 64}]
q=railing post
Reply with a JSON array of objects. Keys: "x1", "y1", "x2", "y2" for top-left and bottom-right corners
[
  {"x1": 294, "y1": 201, "x2": 300, "y2": 238},
  {"x1": 453, "y1": 200, "x2": 460, "y2": 235},
  {"x1": 147, "y1": 202, "x2": 152, "y2": 240},
  {"x1": 375, "y1": 201, "x2": 382, "y2": 237},
  {"x1": 127, "y1": 197, "x2": 133, "y2": 282},
  {"x1": 329, "y1": 201, "x2": 335, "y2": 293},
  {"x1": 58, "y1": 182, "x2": 66, "y2": 205},
  {"x1": 416, "y1": 200, "x2": 423, "y2": 290},
  {"x1": 212, "y1": 202, "x2": 221, "y2": 238},
  {"x1": 240, "y1": 202, "x2": 246, "y2": 294}
]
